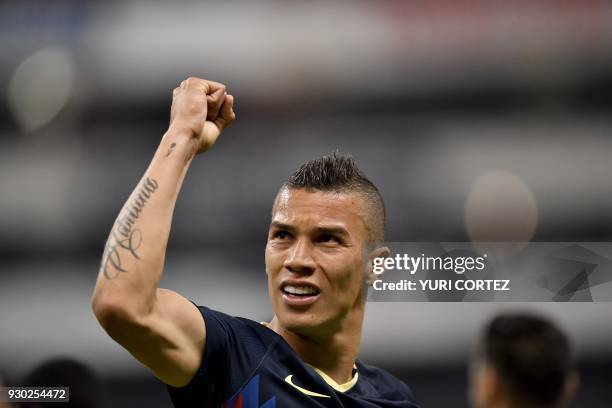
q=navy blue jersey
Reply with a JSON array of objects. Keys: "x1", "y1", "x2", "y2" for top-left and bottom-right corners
[{"x1": 167, "y1": 306, "x2": 419, "y2": 408}]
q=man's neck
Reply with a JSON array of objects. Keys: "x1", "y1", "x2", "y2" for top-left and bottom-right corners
[{"x1": 269, "y1": 307, "x2": 364, "y2": 385}]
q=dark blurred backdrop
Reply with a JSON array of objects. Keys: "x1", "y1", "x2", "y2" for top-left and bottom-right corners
[{"x1": 1, "y1": 1, "x2": 611, "y2": 406}]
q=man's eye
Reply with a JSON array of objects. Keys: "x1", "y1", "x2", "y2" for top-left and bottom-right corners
[
  {"x1": 274, "y1": 231, "x2": 289, "y2": 239},
  {"x1": 318, "y1": 234, "x2": 338, "y2": 243}
]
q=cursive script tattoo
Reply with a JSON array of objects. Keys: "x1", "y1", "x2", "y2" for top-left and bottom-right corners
[
  {"x1": 100, "y1": 177, "x2": 159, "y2": 279},
  {"x1": 165, "y1": 142, "x2": 176, "y2": 157}
]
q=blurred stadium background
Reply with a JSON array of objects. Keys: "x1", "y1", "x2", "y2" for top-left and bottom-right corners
[{"x1": 1, "y1": 1, "x2": 611, "y2": 406}]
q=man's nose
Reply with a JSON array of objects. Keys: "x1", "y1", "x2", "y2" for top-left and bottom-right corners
[{"x1": 283, "y1": 238, "x2": 316, "y2": 274}]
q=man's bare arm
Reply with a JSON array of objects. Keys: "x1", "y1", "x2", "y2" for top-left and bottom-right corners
[{"x1": 91, "y1": 77, "x2": 235, "y2": 387}]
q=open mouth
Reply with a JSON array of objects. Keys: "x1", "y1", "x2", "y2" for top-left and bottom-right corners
[
  {"x1": 282, "y1": 284, "x2": 320, "y2": 296},
  {"x1": 281, "y1": 284, "x2": 320, "y2": 306}
]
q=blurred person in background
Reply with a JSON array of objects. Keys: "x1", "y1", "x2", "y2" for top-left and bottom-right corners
[
  {"x1": 91, "y1": 76, "x2": 418, "y2": 407},
  {"x1": 18, "y1": 357, "x2": 107, "y2": 408},
  {"x1": 469, "y1": 313, "x2": 578, "y2": 408},
  {"x1": 1, "y1": 375, "x2": 12, "y2": 408}
]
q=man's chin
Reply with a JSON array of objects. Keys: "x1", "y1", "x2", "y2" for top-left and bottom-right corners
[{"x1": 279, "y1": 310, "x2": 325, "y2": 334}]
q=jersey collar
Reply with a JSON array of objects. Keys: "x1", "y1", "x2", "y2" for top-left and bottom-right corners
[{"x1": 260, "y1": 321, "x2": 359, "y2": 393}]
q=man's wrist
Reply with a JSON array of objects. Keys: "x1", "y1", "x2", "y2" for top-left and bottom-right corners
[{"x1": 161, "y1": 127, "x2": 198, "y2": 162}]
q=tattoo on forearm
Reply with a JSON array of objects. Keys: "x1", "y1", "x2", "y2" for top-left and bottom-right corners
[
  {"x1": 100, "y1": 177, "x2": 159, "y2": 279},
  {"x1": 165, "y1": 142, "x2": 176, "y2": 157}
]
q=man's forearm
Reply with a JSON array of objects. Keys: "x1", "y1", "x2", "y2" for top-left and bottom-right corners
[
  {"x1": 92, "y1": 129, "x2": 196, "y2": 318},
  {"x1": 92, "y1": 76, "x2": 234, "y2": 327}
]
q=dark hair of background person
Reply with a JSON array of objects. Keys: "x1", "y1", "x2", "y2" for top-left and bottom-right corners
[
  {"x1": 17, "y1": 358, "x2": 107, "y2": 408},
  {"x1": 479, "y1": 313, "x2": 576, "y2": 408}
]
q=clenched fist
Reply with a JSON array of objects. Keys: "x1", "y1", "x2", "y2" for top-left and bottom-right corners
[{"x1": 168, "y1": 77, "x2": 236, "y2": 155}]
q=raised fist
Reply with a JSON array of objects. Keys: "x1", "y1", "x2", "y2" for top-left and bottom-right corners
[{"x1": 169, "y1": 77, "x2": 236, "y2": 154}]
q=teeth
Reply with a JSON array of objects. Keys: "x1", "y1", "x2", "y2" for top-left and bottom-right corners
[{"x1": 283, "y1": 285, "x2": 318, "y2": 295}]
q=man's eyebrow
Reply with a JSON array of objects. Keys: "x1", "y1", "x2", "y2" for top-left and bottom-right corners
[
  {"x1": 316, "y1": 226, "x2": 349, "y2": 237},
  {"x1": 269, "y1": 221, "x2": 349, "y2": 237},
  {"x1": 269, "y1": 221, "x2": 294, "y2": 231}
]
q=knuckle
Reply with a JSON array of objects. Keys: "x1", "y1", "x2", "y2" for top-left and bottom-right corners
[{"x1": 186, "y1": 76, "x2": 204, "y2": 88}]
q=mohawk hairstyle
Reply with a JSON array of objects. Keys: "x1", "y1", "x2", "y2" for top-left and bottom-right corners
[{"x1": 281, "y1": 151, "x2": 386, "y2": 243}]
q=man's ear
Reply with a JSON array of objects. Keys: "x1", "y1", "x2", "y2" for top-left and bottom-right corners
[{"x1": 365, "y1": 246, "x2": 390, "y2": 285}]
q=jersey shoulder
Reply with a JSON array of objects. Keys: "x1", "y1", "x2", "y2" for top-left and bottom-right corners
[
  {"x1": 352, "y1": 360, "x2": 419, "y2": 406},
  {"x1": 167, "y1": 306, "x2": 280, "y2": 407},
  {"x1": 200, "y1": 306, "x2": 278, "y2": 350}
]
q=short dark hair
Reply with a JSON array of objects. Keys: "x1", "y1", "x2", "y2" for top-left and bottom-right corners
[
  {"x1": 280, "y1": 151, "x2": 385, "y2": 243},
  {"x1": 479, "y1": 313, "x2": 575, "y2": 407},
  {"x1": 21, "y1": 358, "x2": 106, "y2": 408}
]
